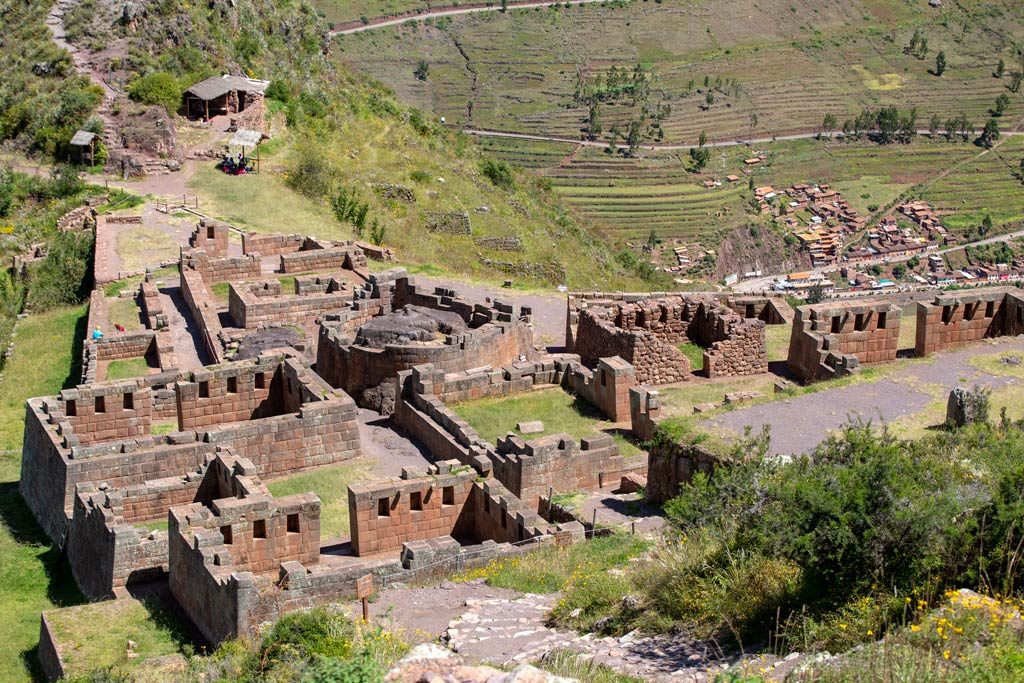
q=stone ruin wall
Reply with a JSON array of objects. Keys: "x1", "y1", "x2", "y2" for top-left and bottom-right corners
[
  {"x1": 915, "y1": 288, "x2": 1024, "y2": 357},
  {"x1": 572, "y1": 295, "x2": 767, "y2": 384},
  {"x1": 316, "y1": 273, "x2": 538, "y2": 408},
  {"x1": 181, "y1": 246, "x2": 260, "y2": 284},
  {"x1": 393, "y1": 359, "x2": 643, "y2": 511},
  {"x1": 180, "y1": 269, "x2": 224, "y2": 364},
  {"x1": 189, "y1": 219, "x2": 230, "y2": 258},
  {"x1": 227, "y1": 276, "x2": 355, "y2": 330},
  {"x1": 20, "y1": 356, "x2": 360, "y2": 544},
  {"x1": 241, "y1": 232, "x2": 305, "y2": 257},
  {"x1": 787, "y1": 299, "x2": 902, "y2": 383}
]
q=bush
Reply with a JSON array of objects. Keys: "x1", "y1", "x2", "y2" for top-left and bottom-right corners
[
  {"x1": 28, "y1": 229, "x2": 93, "y2": 311},
  {"x1": 127, "y1": 72, "x2": 182, "y2": 114},
  {"x1": 480, "y1": 158, "x2": 515, "y2": 189},
  {"x1": 299, "y1": 652, "x2": 382, "y2": 683}
]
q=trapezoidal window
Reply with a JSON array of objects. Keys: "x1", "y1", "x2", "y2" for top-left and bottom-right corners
[
  {"x1": 123, "y1": 392, "x2": 134, "y2": 410},
  {"x1": 207, "y1": 225, "x2": 216, "y2": 239},
  {"x1": 254, "y1": 372, "x2": 266, "y2": 389},
  {"x1": 227, "y1": 376, "x2": 238, "y2": 394},
  {"x1": 95, "y1": 396, "x2": 106, "y2": 413},
  {"x1": 942, "y1": 305, "x2": 953, "y2": 324},
  {"x1": 221, "y1": 525, "x2": 233, "y2": 544},
  {"x1": 199, "y1": 381, "x2": 210, "y2": 398},
  {"x1": 854, "y1": 313, "x2": 866, "y2": 331},
  {"x1": 745, "y1": 304, "x2": 755, "y2": 318},
  {"x1": 877, "y1": 312, "x2": 887, "y2": 330},
  {"x1": 65, "y1": 399, "x2": 76, "y2": 417},
  {"x1": 410, "y1": 491, "x2": 423, "y2": 511},
  {"x1": 377, "y1": 498, "x2": 390, "y2": 517},
  {"x1": 986, "y1": 301, "x2": 996, "y2": 318},
  {"x1": 253, "y1": 519, "x2": 267, "y2": 539},
  {"x1": 287, "y1": 513, "x2": 300, "y2": 533},
  {"x1": 831, "y1": 316, "x2": 842, "y2": 334},
  {"x1": 442, "y1": 486, "x2": 455, "y2": 506}
]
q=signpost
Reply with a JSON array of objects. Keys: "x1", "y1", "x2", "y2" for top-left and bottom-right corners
[{"x1": 356, "y1": 573, "x2": 375, "y2": 622}]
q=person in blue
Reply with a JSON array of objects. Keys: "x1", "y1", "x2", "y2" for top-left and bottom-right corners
[{"x1": 91, "y1": 326, "x2": 103, "y2": 341}]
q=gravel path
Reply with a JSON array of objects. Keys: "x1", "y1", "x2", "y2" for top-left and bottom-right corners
[{"x1": 708, "y1": 337, "x2": 1024, "y2": 456}]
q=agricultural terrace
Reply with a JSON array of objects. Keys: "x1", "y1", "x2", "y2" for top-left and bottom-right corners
[
  {"x1": 334, "y1": 0, "x2": 1023, "y2": 144},
  {"x1": 519, "y1": 137, "x2": 1024, "y2": 263}
]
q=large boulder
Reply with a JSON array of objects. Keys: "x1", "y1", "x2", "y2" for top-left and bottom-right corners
[{"x1": 946, "y1": 386, "x2": 990, "y2": 428}]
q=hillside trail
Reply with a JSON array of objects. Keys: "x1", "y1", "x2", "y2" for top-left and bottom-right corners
[
  {"x1": 330, "y1": 0, "x2": 606, "y2": 35},
  {"x1": 357, "y1": 580, "x2": 803, "y2": 682}
]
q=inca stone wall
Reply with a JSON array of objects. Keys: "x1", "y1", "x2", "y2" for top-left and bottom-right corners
[
  {"x1": 278, "y1": 238, "x2": 368, "y2": 274},
  {"x1": 787, "y1": 300, "x2": 902, "y2": 383},
  {"x1": 189, "y1": 219, "x2": 230, "y2": 257},
  {"x1": 181, "y1": 247, "x2": 260, "y2": 284},
  {"x1": 915, "y1": 288, "x2": 1024, "y2": 357},
  {"x1": 571, "y1": 294, "x2": 766, "y2": 384},
  {"x1": 228, "y1": 277, "x2": 355, "y2": 329},
  {"x1": 241, "y1": 232, "x2": 305, "y2": 257}
]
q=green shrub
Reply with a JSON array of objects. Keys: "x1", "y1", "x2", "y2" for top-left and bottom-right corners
[
  {"x1": 28, "y1": 229, "x2": 94, "y2": 311},
  {"x1": 127, "y1": 72, "x2": 182, "y2": 113},
  {"x1": 259, "y1": 608, "x2": 356, "y2": 666},
  {"x1": 480, "y1": 158, "x2": 515, "y2": 189},
  {"x1": 300, "y1": 651, "x2": 382, "y2": 683}
]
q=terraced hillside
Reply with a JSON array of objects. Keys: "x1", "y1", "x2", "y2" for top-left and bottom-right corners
[{"x1": 335, "y1": 0, "x2": 1023, "y2": 143}]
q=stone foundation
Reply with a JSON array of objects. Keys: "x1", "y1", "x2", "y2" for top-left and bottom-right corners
[
  {"x1": 787, "y1": 300, "x2": 901, "y2": 383},
  {"x1": 915, "y1": 288, "x2": 1024, "y2": 356}
]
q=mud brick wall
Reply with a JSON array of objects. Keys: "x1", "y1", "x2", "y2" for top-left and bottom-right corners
[
  {"x1": 570, "y1": 356, "x2": 635, "y2": 421},
  {"x1": 348, "y1": 463, "x2": 477, "y2": 556},
  {"x1": 61, "y1": 383, "x2": 154, "y2": 445},
  {"x1": 491, "y1": 433, "x2": 634, "y2": 509},
  {"x1": 189, "y1": 219, "x2": 230, "y2": 257},
  {"x1": 180, "y1": 269, "x2": 224, "y2": 364},
  {"x1": 915, "y1": 289, "x2": 1024, "y2": 356},
  {"x1": 787, "y1": 300, "x2": 901, "y2": 383},
  {"x1": 242, "y1": 232, "x2": 305, "y2": 257},
  {"x1": 228, "y1": 281, "x2": 354, "y2": 329},
  {"x1": 68, "y1": 485, "x2": 169, "y2": 599}
]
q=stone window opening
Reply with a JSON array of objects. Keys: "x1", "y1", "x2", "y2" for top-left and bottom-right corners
[
  {"x1": 942, "y1": 305, "x2": 953, "y2": 324},
  {"x1": 877, "y1": 312, "x2": 887, "y2": 330},
  {"x1": 831, "y1": 316, "x2": 842, "y2": 333},
  {"x1": 207, "y1": 225, "x2": 216, "y2": 239},
  {"x1": 199, "y1": 381, "x2": 210, "y2": 398},
  {"x1": 95, "y1": 395, "x2": 106, "y2": 413},
  {"x1": 745, "y1": 304, "x2": 755, "y2": 318},
  {"x1": 227, "y1": 376, "x2": 238, "y2": 394},
  {"x1": 442, "y1": 486, "x2": 455, "y2": 506},
  {"x1": 377, "y1": 498, "x2": 390, "y2": 517},
  {"x1": 221, "y1": 525, "x2": 233, "y2": 544},
  {"x1": 253, "y1": 519, "x2": 267, "y2": 539},
  {"x1": 123, "y1": 392, "x2": 134, "y2": 410},
  {"x1": 600, "y1": 371, "x2": 607, "y2": 387},
  {"x1": 500, "y1": 511, "x2": 507, "y2": 528},
  {"x1": 410, "y1": 491, "x2": 423, "y2": 511},
  {"x1": 66, "y1": 399, "x2": 77, "y2": 417},
  {"x1": 986, "y1": 301, "x2": 995, "y2": 318},
  {"x1": 854, "y1": 313, "x2": 866, "y2": 332},
  {"x1": 287, "y1": 513, "x2": 300, "y2": 533},
  {"x1": 254, "y1": 372, "x2": 266, "y2": 389}
]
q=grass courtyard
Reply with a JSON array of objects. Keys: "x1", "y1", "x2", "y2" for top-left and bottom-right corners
[
  {"x1": 451, "y1": 386, "x2": 643, "y2": 457},
  {"x1": 266, "y1": 459, "x2": 376, "y2": 541}
]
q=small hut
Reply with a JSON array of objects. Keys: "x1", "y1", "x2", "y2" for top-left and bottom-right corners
[
  {"x1": 69, "y1": 130, "x2": 97, "y2": 166},
  {"x1": 228, "y1": 129, "x2": 269, "y2": 173},
  {"x1": 183, "y1": 75, "x2": 270, "y2": 121}
]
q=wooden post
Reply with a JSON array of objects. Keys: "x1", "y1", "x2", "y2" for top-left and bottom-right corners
[
  {"x1": 205, "y1": 100, "x2": 209, "y2": 122},
  {"x1": 256, "y1": 143, "x2": 260, "y2": 174},
  {"x1": 355, "y1": 574, "x2": 374, "y2": 623},
  {"x1": 590, "y1": 509, "x2": 597, "y2": 537}
]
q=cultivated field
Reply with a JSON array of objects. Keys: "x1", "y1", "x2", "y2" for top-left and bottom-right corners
[{"x1": 335, "y1": 0, "x2": 1024, "y2": 144}]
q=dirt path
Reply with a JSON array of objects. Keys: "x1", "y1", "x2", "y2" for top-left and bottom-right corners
[
  {"x1": 158, "y1": 286, "x2": 209, "y2": 370},
  {"x1": 331, "y1": 0, "x2": 607, "y2": 35},
  {"x1": 357, "y1": 408, "x2": 434, "y2": 478},
  {"x1": 707, "y1": 337, "x2": 1024, "y2": 456}
]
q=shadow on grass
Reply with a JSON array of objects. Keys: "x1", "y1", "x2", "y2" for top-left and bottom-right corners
[{"x1": 62, "y1": 309, "x2": 88, "y2": 391}]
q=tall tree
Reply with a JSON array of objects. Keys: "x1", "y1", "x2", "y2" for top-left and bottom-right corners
[
  {"x1": 977, "y1": 118, "x2": 1000, "y2": 149},
  {"x1": 996, "y1": 58, "x2": 1005, "y2": 78},
  {"x1": 935, "y1": 51, "x2": 946, "y2": 76}
]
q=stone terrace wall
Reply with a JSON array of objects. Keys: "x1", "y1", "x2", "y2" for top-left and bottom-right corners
[
  {"x1": 140, "y1": 279, "x2": 166, "y2": 330},
  {"x1": 348, "y1": 462, "x2": 478, "y2": 556},
  {"x1": 915, "y1": 288, "x2": 1024, "y2": 356},
  {"x1": 787, "y1": 300, "x2": 902, "y2": 383},
  {"x1": 189, "y1": 219, "x2": 230, "y2": 257},
  {"x1": 569, "y1": 356, "x2": 635, "y2": 422}
]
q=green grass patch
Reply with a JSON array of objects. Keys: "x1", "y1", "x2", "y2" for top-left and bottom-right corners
[
  {"x1": 766, "y1": 324, "x2": 791, "y2": 362},
  {"x1": 550, "y1": 490, "x2": 586, "y2": 514},
  {"x1": 44, "y1": 598, "x2": 187, "y2": 678},
  {"x1": 107, "y1": 298, "x2": 143, "y2": 331},
  {"x1": 452, "y1": 387, "x2": 643, "y2": 457},
  {"x1": 677, "y1": 341, "x2": 705, "y2": 371},
  {"x1": 94, "y1": 190, "x2": 145, "y2": 215},
  {"x1": 105, "y1": 357, "x2": 152, "y2": 381},
  {"x1": 539, "y1": 649, "x2": 647, "y2": 683},
  {"x1": 459, "y1": 533, "x2": 649, "y2": 594},
  {"x1": 210, "y1": 281, "x2": 231, "y2": 303},
  {"x1": 151, "y1": 420, "x2": 178, "y2": 436},
  {"x1": 278, "y1": 275, "x2": 297, "y2": 292},
  {"x1": 134, "y1": 518, "x2": 169, "y2": 533},
  {"x1": 266, "y1": 460, "x2": 375, "y2": 540},
  {"x1": 103, "y1": 278, "x2": 141, "y2": 298},
  {"x1": 0, "y1": 305, "x2": 87, "y2": 682}
]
